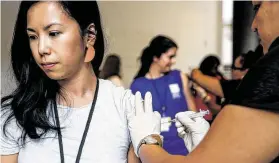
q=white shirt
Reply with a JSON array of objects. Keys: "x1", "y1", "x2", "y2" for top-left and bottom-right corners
[
  {"x1": 108, "y1": 76, "x2": 124, "y2": 87},
  {"x1": 1, "y1": 79, "x2": 136, "y2": 163}
]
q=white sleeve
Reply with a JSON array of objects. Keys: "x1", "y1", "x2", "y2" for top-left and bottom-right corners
[
  {"x1": 112, "y1": 86, "x2": 136, "y2": 144},
  {"x1": 108, "y1": 76, "x2": 125, "y2": 88},
  {"x1": 121, "y1": 89, "x2": 136, "y2": 123},
  {"x1": 1, "y1": 110, "x2": 21, "y2": 155}
]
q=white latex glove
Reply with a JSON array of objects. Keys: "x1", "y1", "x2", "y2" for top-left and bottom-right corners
[
  {"x1": 175, "y1": 111, "x2": 210, "y2": 152},
  {"x1": 128, "y1": 91, "x2": 162, "y2": 157}
]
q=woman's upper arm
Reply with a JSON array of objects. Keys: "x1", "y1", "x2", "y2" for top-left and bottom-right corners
[
  {"x1": 189, "y1": 105, "x2": 279, "y2": 163},
  {"x1": 180, "y1": 73, "x2": 196, "y2": 112},
  {"x1": 1, "y1": 111, "x2": 20, "y2": 161},
  {"x1": 1, "y1": 154, "x2": 18, "y2": 163}
]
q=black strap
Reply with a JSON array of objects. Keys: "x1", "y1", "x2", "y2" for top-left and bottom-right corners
[{"x1": 54, "y1": 79, "x2": 99, "y2": 163}]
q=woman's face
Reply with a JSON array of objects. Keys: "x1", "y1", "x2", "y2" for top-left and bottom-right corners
[
  {"x1": 155, "y1": 47, "x2": 177, "y2": 73},
  {"x1": 27, "y1": 2, "x2": 87, "y2": 80}
]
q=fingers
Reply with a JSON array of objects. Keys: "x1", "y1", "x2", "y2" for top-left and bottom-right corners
[
  {"x1": 175, "y1": 111, "x2": 196, "y2": 118},
  {"x1": 144, "y1": 92, "x2": 153, "y2": 113},
  {"x1": 175, "y1": 111, "x2": 196, "y2": 125},
  {"x1": 177, "y1": 127, "x2": 186, "y2": 138},
  {"x1": 177, "y1": 127, "x2": 185, "y2": 133},
  {"x1": 191, "y1": 117, "x2": 204, "y2": 123},
  {"x1": 154, "y1": 111, "x2": 161, "y2": 119},
  {"x1": 175, "y1": 121, "x2": 183, "y2": 128},
  {"x1": 176, "y1": 120, "x2": 186, "y2": 138},
  {"x1": 135, "y1": 91, "x2": 144, "y2": 115}
]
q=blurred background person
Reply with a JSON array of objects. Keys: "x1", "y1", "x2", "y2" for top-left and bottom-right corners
[
  {"x1": 190, "y1": 55, "x2": 224, "y2": 123},
  {"x1": 199, "y1": 55, "x2": 225, "y2": 81},
  {"x1": 131, "y1": 35, "x2": 196, "y2": 156},
  {"x1": 190, "y1": 46, "x2": 263, "y2": 106},
  {"x1": 99, "y1": 54, "x2": 124, "y2": 87}
]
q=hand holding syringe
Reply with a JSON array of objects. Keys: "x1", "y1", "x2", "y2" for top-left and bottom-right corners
[{"x1": 162, "y1": 109, "x2": 209, "y2": 124}]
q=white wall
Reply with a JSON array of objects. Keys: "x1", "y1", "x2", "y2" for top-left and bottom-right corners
[
  {"x1": 98, "y1": 1, "x2": 222, "y2": 87},
  {"x1": 1, "y1": 1, "x2": 222, "y2": 96},
  {"x1": 1, "y1": 1, "x2": 20, "y2": 96}
]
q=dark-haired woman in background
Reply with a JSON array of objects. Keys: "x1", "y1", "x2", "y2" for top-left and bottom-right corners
[
  {"x1": 99, "y1": 54, "x2": 124, "y2": 87},
  {"x1": 130, "y1": 35, "x2": 196, "y2": 155},
  {"x1": 191, "y1": 55, "x2": 224, "y2": 123},
  {"x1": 199, "y1": 55, "x2": 225, "y2": 81},
  {"x1": 0, "y1": 1, "x2": 141, "y2": 163}
]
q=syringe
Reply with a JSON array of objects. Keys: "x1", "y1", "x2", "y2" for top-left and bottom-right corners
[{"x1": 162, "y1": 109, "x2": 209, "y2": 124}]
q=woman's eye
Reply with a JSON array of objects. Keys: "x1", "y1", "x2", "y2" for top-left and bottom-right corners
[
  {"x1": 28, "y1": 35, "x2": 37, "y2": 40},
  {"x1": 49, "y1": 31, "x2": 61, "y2": 37}
]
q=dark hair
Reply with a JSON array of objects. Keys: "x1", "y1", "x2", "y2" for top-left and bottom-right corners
[
  {"x1": 1, "y1": 1, "x2": 105, "y2": 143},
  {"x1": 134, "y1": 35, "x2": 177, "y2": 79},
  {"x1": 99, "y1": 54, "x2": 121, "y2": 79},
  {"x1": 199, "y1": 55, "x2": 221, "y2": 77}
]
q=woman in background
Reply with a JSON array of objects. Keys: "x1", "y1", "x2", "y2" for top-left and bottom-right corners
[
  {"x1": 99, "y1": 54, "x2": 124, "y2": 87},
  {"x1": 131, "y1": 35, "x2": 196, "y2": 156},
  {"x1": 191, "y1": 55, "x2": 223, "y2": 123}
]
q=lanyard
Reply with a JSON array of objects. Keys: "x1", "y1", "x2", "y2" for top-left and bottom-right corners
[
  {"x1": 149, "y1": 73, "x2": 168, "y2": 116},
  {"x1": 54, "y1": 79, "x2": 99, "y2": 163}
]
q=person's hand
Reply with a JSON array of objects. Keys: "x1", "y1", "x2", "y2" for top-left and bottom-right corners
[
  {"x1": 128, "y1": 91, "x2": 162, "y2": 157},
  {"x1": 175, "y1": 111, "x2": 210, "y2": 152},
  {"x1": 190, "y1": 68, "x2": 202, "y2": 80}
]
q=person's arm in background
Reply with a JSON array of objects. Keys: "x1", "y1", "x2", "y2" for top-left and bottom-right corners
[
  {"x1": 191, "y1": 69, "x2": 224, "y2": 98},
  {"x1": 138, "y1": 105, "x2": 279, "y2": 163},
  {"x1": 128, "y1": 144, "x2": 141, "y2": 163},
  {"x1": 181, "y1": 72, "x2": 197, "y2": 112},
  {"x1": 1, "y1": 154, "x2": 18, "y2": 163}
]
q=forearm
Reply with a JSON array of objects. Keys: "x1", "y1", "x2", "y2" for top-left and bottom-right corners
[
  {"x1": 195, "y1": 105, "x2": 279, "y2": 163},
  {"x1": 139, "y1": 145, "x2": 189, "y2": 163},
  {"x1": 192, "y1": 72, "x2": 224, "y2": 97}
]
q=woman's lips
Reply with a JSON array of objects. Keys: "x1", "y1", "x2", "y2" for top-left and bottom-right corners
[{"x1": 41, "y1": 63, "x2": 57, "y2": 69}]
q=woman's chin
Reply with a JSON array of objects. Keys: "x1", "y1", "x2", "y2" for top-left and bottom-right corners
[{"x1": 44, "y1": 72, "x2": 66, "y2": 81}]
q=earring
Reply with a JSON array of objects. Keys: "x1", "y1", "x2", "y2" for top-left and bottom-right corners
[{"x1": 84, "y1": 44, "x2": 95, "y2": 63}]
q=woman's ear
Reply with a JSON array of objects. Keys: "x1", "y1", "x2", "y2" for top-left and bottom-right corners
[
  {"x1": 84, "y1": 23, "x2": 97, "y2": 63},
  {"x1": 86, "y1": 23, "x2": 97, "y2": 46},
  {"x1": 153, "y1": 56, "x2": 159, "y2": 63}
]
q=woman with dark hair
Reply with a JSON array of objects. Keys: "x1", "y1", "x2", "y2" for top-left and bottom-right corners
[
  {"x1": 99, "y1": 54, "x2": 124, "y2": 87},
  {"x1": 0, "y1": 1, "x2": 142, "y2": 162},
  {"x1": 192, "y1": 55, "x2": 224, "y2": 123},
  {"x1": 131, "y1": 35, "x2": 196, "y2": 155},
  {"x1": 199, "y1": 55, "x2": 225, "y2": 80}
]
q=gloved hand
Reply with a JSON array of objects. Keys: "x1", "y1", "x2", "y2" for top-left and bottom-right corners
[
  {"x1": 175, "y1": 111, "x2": 210, "y2": 152},
  {"x1": 128, "y1": 91, "x2": 162, "y2": 157}
]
